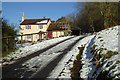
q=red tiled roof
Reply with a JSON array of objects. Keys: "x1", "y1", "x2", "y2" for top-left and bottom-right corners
[
  {"x1": 47, "y1": 22, "x2": 69, "y2": 31},
  {"x1": 20, "y1": 18, "x2": 51, "y2": 25}
]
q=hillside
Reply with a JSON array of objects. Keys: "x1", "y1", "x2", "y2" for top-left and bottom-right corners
[
  {"x1": 78, "y1": 25, "x2": 120, "y2": 79},
  {"x1": 2, "y1": 25, "x2": 120, "y2": 79}
]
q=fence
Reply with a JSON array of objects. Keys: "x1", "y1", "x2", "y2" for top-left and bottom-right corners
[
  {"x1": 2, "y1": 36, "x2": 16, "y2": 52},
  {"x1": 2, "y1": 32, "x2": 46, "y2": 52}
]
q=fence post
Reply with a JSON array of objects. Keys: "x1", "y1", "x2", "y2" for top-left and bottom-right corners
[
  {"x1": 32, "y1": 34, "x2": 33, "y2": 43},
  {"x1": 6, "y1": 38, "x2": 8, "y2": 51},
  {"x1": 21, "y1": 35, "x2": 23, "y2": 47}
]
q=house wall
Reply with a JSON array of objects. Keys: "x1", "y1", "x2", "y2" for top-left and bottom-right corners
[
  {"x1": 52, "y1": 31, "x2": 65, "y2": 38},
  {"x1": 20, "y1": 20, "x2": 51, "y2": 41}
]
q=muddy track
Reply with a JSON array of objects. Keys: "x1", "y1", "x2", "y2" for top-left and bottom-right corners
[
  {"x1": 30, "y1": 36, "x2": 85, "y2": 79},
  {"x1": 2, "y1": 37, "x2": 75, "y2": 79}
]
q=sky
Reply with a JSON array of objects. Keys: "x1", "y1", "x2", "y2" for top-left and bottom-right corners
[{"x1": 2, "y1": 2, "x2": 77, "y2": 28}]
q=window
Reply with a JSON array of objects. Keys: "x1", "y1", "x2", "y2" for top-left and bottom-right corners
[
  {"x1": 26, "y1": 25, "x2": 31, "y2": 29},
  {"x1": 26, "y1": 35, "x2": 32, "y2": 39},
  {"x1": 38, "y1": 25, "x2": 43, "y2": 29}
]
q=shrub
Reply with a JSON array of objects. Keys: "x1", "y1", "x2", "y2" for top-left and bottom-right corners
[
  {"x1": 71, "y1": 46, "x2": 84, "y2": 79},
  {"x1": 2, "y1": 20, "x2": 17, "y2": 57},
  {"x1": 103, "y1": 51, "x2": 118, "y2": 60}
]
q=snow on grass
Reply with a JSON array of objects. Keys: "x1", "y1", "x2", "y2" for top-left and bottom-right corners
[
  {"x1": 80, "y1": 25, "x2": 120, "y2": 79},
  {"x1": 16, "y1": 42, "x2": 33, "y2": 49},
  {"x1": 94, "y1": 26, "x2": 120, "y2": 79},
  {"x1": 80, "y1": 35, "x2": 96, "y2": 78},
  {"x1": 2, "y1": 36, "x2": 72, "y2": 65},
  {"x1": 95, "y1": 26, "x2": 118, "y2": 52}
]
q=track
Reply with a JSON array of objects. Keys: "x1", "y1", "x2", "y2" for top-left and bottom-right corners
[
  {"x1": 2, "y1": 36, "x2": 85, "y2": 79},
  {"x1": 30, "y1": 36, "x2": 84, "y2": 79}
]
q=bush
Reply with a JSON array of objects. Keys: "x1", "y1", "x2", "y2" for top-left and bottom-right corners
[
  {"x1": 2, "y1": 19, "x2": 17, "y2": 57},
  {"x1": 103, "y1": 51, "x2": 118, "y2": 60},
  {"x1": 71, "y1": 46, "x2": 84, "y2": 79}
]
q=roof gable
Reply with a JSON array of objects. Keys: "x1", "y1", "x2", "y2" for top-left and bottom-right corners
[{"x1": 47, "y1": 22, "x2": 69, "y2": 31}]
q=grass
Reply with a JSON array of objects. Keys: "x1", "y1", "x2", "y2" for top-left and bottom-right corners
[
  {"x1": 100, "y1": 39, "x2": 103, "y2": 42},
  {"x1": 96, "y1": 50, "x2": 119, "y2": 79},
  {"x1": 71, "y1": 46, "x2": 84, "y2": 79},
  {"x1": 2, "y1": 49, "x2": 16, "y2": 57},
  {"x1": 94, "y1": 48, "x2": 104, "y2": 60},
  {"x1": 92, "y1": 47, "x2": 104, "y2": 62},
  {"x1": 106, "y1": 61, "x2": 112, "y2": 67},
  {"x1": 98, "y1": 36, "x2": 102, "y2": 39},
  {"x1": 103, "y1": 51, "x2": 118, "y2": 60},
  {"x1": 90, "y1": 43, "x2": 119, "y2": 79},
  {"x1": 114, "y1": 72, "x2": 120, "y2": 77},
  {"x1": 116, "y1": 60, "x2": 120, "y2": 64},
  {"x1": 96, "y1": 71, "x2": 113, "y2": 80},
  {"x1": 91, "y1": 44, "x2": 97, "y2": 54},
  {"x1": 92, "y1": 45, "x2": 97, "y2": 50},
  {"x1": 109, "y1": 64, "x2": 116, "y2": 70}
]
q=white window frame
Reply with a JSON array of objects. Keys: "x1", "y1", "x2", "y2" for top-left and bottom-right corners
[
  {"x1": 26, "y1": 25, "x2": 31, "y2": 29},
  {"x1": 38, "y1": 25, "x2": 43, "y2": 29},
  {"x1": 26, "y1": 35, "x2": 32, "y2": 39}
]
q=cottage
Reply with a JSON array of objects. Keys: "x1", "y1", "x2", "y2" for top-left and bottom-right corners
[
  {"x1": 20, "y1": 16, "x2": 51, "y2": 42},
  {"x1": 47, "y1": 22, "x2": 71, "y2": 38},
  {"x1": 19, "y1": 16, "x2": 71, "y2": 42}
]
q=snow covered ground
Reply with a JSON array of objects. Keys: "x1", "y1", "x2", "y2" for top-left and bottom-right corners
[
  {"x1": 80, "y1": 25, "x2": 120, "y2": 79},
  {"x1": 80, "y1": 35, "x2": 96, "y2": 78},
  {"x1": 95, "y1": 26, "x2": 118, "y2": 52},
  {"x1": 47, "y1": 35, "x2": 95, "y2": 78},
  {"x1": 2, "y1": 25, "x2": 120, "y2": 79},
  {"x1": 23, "y1": 36, "x2": 83, "y2": 78},
  {"x1": 2, "y1": 36, "x2": 72, "y2": 65},
  {"x1": 16, "y1": 42, "x2": 33, "y2": 49}
]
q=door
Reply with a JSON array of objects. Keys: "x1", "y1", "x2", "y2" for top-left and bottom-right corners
[{"x1": 48, "y1": 31, "x2": 52, "y2": 38}]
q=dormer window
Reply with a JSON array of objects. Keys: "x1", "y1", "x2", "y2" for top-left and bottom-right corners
[
  {"x1": 38, "y1": 25, "x2": 43, "y2": 29},
  {"x1": 36, "y1": 20, "x2": 48, "y2": 24},
  {"x1": 26, "y1": 25, "x2": 31, "y2": 29}
]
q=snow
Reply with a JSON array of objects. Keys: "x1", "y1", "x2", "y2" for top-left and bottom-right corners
[
  {"x1": 18, "y1": 35, "x2": 95, "y2": 78},
  {"x1": 80, "y1": 35, "x2": 96, "y2": 78},
  {"x1": 36, "y1": 20, "x2": 48, "y2": 24},
  {"x1": 2, "y1": 36, "x2": 72, "y2": 65},
  {"x1": 2, "y1": 25, "x2": 120, "y2": 79},
  {"x1": 94, "y1": 26, "x2": 120, "y2": 78},
  {"x1": 23, "y1": 36, "x2": 82, "y2": 78},
  {"x1": 80, "y1": 25, "x2": 120, "y2": 79},
  {"x1": 16, "y1": 42, "x2": 32, "y2": 49},
  {"x1": 47, "y1": 35, "x2": 95, "y2": 78},
  {"x1": 95, "y1": 26, "x2": 118, "y2": 52}
]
